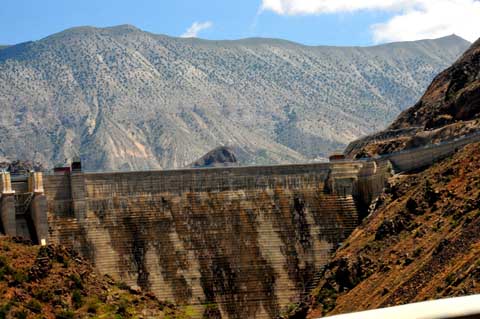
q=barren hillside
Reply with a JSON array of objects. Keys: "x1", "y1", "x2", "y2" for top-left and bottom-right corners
[
  {"x1": 0, "y1": 237, "x2": 191, "y2": 318},
  {"x1": 290, "y1": 37, "x2": 480, "y2": 319},
  {"x1": 0, "y1": 25, "x2": 469, "y2": 170}
]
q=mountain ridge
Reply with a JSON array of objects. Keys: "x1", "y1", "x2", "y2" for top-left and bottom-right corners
[
  {"x1": 0, "y1": 25, "x2": 470, "y2": 170},
  {"x1": 32, "y1": 25, "x2": 470, "y2": 48}
]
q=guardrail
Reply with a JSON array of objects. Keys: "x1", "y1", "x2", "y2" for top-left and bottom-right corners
[{"x1": 323, "y1": 294, "x2": 480, "y2": 319}]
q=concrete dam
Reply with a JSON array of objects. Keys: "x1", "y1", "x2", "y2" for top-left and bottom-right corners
[{"x1": 1, "y1": 133, "x2": 478, "y2": 318}]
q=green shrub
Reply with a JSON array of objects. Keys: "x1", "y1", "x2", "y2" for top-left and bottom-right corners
[
  {"x1": 450, "y1": 219, "x2": 459, "y2": 228},
  {"x1": 116, "y1": 297, "x2": 130, "y2": 317},
  {"x1": 86, "y1": 300, "x2": 99, "y2": 314},
  {"x1": 68, "y1": 274, "x2": 83, "y2": 290},
  {"x1": 55, "y1": 309, "x2": 74, "y2": 319},
  {"x1": 13, "y1": 310, "x2": 27, "y2": 319},
  {"x1": 26, "y1": 299, "x2": 42, "y2": 313},
  {"x1": 412, "y1": 247, "x2": 423, "y2": 258},
  {"x1": 445, "y1": 273, "x2": 456, "y2": 286},
  {"x1": 34, "y1": 289, "x2": 54, "y2": 302},
  {"x1": 0, "y1": 302, "x2": 12, "y2": 319},
  {"x1": 0, "y1": 256, "x2": 8, "y2": 267},
  {"x1": 11, "y1": 271, "x2": 28, "y2": 285},
  {"x1": 0, "y1": 257, "x2": 13, "y2": 280},
  {"x1": 116, "y1": 281, "x2": 130, "y2": 290},
  {"x1": 72, "y1": 290, "x2": 83, "y2": 309}
]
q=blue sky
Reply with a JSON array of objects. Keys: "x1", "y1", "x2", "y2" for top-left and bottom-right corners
[{"x1": 1, "y1": 0, "x2": 479, "y2": 46}]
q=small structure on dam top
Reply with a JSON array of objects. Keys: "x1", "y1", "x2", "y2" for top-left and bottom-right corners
[{"x1": 0, "y1": 133, "x2": 478, "y2": 319}]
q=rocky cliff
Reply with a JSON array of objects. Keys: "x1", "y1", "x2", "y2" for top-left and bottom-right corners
[
  {"x1": 0, "y1": 25, "x2": 469, "y2": 170},
  {"x1": 345, "y1": 38, "x2": 480, "y2": 159}
]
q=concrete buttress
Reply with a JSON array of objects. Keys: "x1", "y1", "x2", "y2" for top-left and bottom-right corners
[{"x1": 0, "y1": 172, "x2": 16, "y2": 236}]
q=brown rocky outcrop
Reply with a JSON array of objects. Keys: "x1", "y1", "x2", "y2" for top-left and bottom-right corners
[
  {"x1": 0, "y1": 237, "x2": 190, "y2": 318},
  {"x1": 391, "y1": 38, "x2": 480, "y2": 130}
]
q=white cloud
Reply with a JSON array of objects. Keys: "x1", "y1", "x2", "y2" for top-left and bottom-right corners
[
  {"x1": 181, "y1": 21, "x2": 213, "y2": 38},
  {"x1": 372, "y1": 1, "x2": 480, "y2": 43},
  {"x1": 260, "y1": 0, "x2": 417, "y2": 15},
  {"x1": 260, "y1": 0, "x2": 480, "y2": 43}
]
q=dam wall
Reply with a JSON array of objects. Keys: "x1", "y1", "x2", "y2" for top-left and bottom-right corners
[{"x1": 45, "y1": 163, "x2": 364, "y2": 319}]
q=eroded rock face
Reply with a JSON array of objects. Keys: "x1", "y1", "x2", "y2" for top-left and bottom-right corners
[
  {"x1": 0, "y1": 237, "x2": 191, "y2": 318},
  {"x1": 391, "y1": 38, "x2": 480, "y2": 130}
]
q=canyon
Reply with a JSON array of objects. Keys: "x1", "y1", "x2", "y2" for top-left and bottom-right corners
[{"x1": 1, "y1": 131, "x2": 477, "y2": 318}]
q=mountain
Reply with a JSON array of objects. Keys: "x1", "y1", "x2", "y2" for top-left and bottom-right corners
[
  {"x1": 345, "y1": 37, "x2": 480, "y2": 159},
  {"x1": 0, "y1": 25, "x2": 470, "y2": 170},
  {"x1": 189, "y1": 146, "x2": 238, "y2": 168},
  {"x1": 391, "y1": 38, "x2": 480, "y2": 130}
]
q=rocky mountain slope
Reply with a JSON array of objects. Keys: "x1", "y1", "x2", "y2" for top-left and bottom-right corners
[
  {"x1": 346, "y1": 37, "x2": 480, "y2": 159},
  {"x1": 0, "y1": 25, "x2": 469, "y2": 170},
  {"x1": 0, "y1": 237, "x2": 191, "y2": 318},
  {"x1": 289, "y1": 141, "x2": 480, "y2": 318}
]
